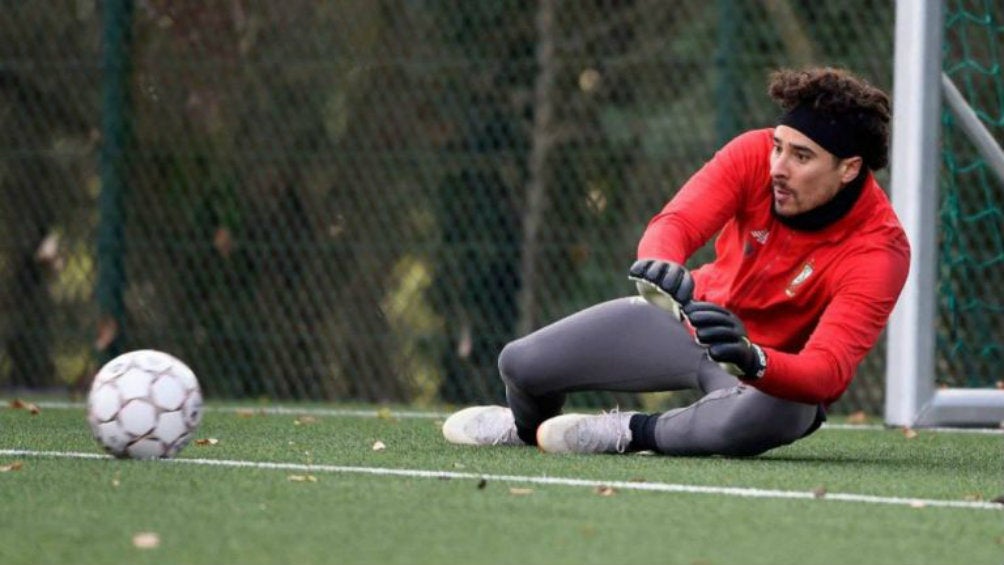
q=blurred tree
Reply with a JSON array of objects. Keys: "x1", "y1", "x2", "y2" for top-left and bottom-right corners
[
  {"x1": 0, "y1": 2, "x2": 99, "y2": 389},
  {"x1": 427, "y1": 2, "x2": 534, "y2": 403},
  {"x1": 125, "y1": 2, "x2": 408, "y2": 399},
  {"x1": 0, "y1": 0, "x2": 903, "y2": 414}
]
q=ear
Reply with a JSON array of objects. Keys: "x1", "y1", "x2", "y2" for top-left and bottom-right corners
[{"x1": 839, "y1": 156, "x2": 863, "y2": 183}]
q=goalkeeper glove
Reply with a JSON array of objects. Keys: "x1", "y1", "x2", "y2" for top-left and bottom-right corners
[
  {"x1": 681, "y1": 301, "x2": 767, "y2": 380},
  {"x1": 628, "y1": 259, "x2": 695, "y2": 319}
]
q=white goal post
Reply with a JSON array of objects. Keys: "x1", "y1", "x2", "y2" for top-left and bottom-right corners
[{"x1": 885, "y1": 0, "x2": 1004, "y2": 428}]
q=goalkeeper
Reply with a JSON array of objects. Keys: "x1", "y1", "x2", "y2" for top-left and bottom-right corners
[{"x1": 443, "y1": 67, "x2": 910, "y2": 456}]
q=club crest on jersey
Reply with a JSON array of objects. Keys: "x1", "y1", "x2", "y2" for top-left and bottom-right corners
[{"x1": 785, "y1": 260, "x2": 814, "y2": 297}]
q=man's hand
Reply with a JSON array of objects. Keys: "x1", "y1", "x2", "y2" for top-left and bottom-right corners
[
  {"x1": 681, "y1": 301, "x2": 767, "y2": 380},
  {"x1": 628, "y1": 259, "x2": 695, "y2": 319}
]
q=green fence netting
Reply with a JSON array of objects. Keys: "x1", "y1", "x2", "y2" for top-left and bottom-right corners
[
  {"x1": 938, "y1": 0, "x2": 1004, "y2": 389},
  {"x1": 1, "y1": 1, "x2": 998, "y2": 414}
]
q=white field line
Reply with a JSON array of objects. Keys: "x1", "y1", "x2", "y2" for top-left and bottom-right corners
[
  {"x1": 2, "y1": 448, "x2": 1001, "y2": 512},
  {"x1": 13, "y1": 400, "x2": 1004, "y2": 435}
]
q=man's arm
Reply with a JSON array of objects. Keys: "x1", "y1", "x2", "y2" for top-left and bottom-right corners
[
  {"x1": 636, "y1": 130, "x2": 770, "y2": 262},
  {"x1": 749, "y1": 246, "x2": 910, "y2": 405}
]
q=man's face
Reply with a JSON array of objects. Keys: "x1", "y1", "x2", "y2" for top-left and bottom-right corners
[{"x1": 769, "y1": 125, "x2": 861, "y2": 216}]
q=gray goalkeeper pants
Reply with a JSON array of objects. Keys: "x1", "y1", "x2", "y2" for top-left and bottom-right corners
[{"x1": 498, "y1": 296, "x2": 824, "y2": 456}]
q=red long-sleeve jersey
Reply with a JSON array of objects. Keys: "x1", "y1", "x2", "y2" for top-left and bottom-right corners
[{"x1": 638, "y1": 129, "x2": 910, "y2": 406}]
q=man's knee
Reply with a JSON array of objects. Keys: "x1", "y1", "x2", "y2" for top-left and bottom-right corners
[
  {"x1": 497, "y1": 338, "x2": 557, "y2": 396},
  {"x1": 497, "y1": 339, "x2": 531, "y2": 390}
]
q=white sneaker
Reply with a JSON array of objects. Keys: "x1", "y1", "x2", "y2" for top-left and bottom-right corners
[
  {"x1": 442, "y1": 406, "x2": 526, "y2": 446},
  {"x1": 536, "y1": 410, "x2": 635, "y2": 454}
]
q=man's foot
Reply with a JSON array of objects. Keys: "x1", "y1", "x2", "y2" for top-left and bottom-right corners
[
  {"x1": 536, "y1": 410, "x2": 635, "y2": 454},
  {"x1": 442, "y1": 406, "x2": 526, "y2": 446}
]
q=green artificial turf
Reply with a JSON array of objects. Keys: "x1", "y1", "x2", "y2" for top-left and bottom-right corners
[{"x1": 1, "y1": 403, "x2": 1001, "y2": 565}]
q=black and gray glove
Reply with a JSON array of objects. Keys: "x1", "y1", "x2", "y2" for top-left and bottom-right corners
[
  {"x1": 628, "y1": 259, "x2": 695, "y2": 319},
  {"x1": 682, "y1": 301, "x2": 767, "y2": 380}
]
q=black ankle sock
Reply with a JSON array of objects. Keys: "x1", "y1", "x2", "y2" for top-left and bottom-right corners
[
  {"x1": 515, "y1": 423, "x2": 538, "y2": 446},
  {"x1": 505, "y1": 388, "x2": 564, "y2": 447},
  {"x1": 628, "y1": 413, "x2": 660, "y2": 452}
]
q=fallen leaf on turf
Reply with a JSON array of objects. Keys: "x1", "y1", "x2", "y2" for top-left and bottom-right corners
[
  {"x1": 235, "y1": 409, "x2": 258, "y2": 418},
  {"x1": 595, "y1": 485, "x2": 617, "y2": 497},
  {"x1": 812, "y1": 486, "x2": 827, "y2": 499},
  {"x1": 132, "y1": 532, "x2": 160, "y2": 549},
  {"x1": 902, "y1": 427, "x2": 918, "y2": 439},
  {"x1": 508, "y1": 487, "x2": 533, "y2": 496},
  {"x1": 9, "y1": 399, "x2": 40, "y2": 415},
  {"x1": 846, "y1": 411, "x2": 869, "y2": 424},
  {"x1": 0, "y1": 461, "x2": 24, "y2": 472},
  {"x1": 372, "y1": 440, "x2": 386, "y2": 451},
  {"x1": 294, "y1": 416, "x2": 317, "y2": 426},
  {"x1": 476, "y1": 478, "x2": 487, "y2": 490},
  {"x1": 287, "y1": 475, "x2": 317, "y2": 482},
  {"x1": 376, "y1": 407, "x2": 395, "y2": 420},
  {"x1": 195, "y1": 438, "x2": 219, "y2": 446}
]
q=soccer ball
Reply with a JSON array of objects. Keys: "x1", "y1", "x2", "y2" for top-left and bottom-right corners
[{"x1": 86, "y1": 349, "x2": 203, "y2": 459}]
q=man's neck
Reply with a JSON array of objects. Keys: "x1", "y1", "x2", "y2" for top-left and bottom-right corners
[{"x1": 773, "y1": 171, "x2": 867, "y2": 231}]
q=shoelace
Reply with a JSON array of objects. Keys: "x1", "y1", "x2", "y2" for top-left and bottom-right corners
[
  {"x1": 474, "y1": 410, "x2": 519, "y2": 446},
  {"x1": 578, "y1": 408, "x2": 630, "y2": 453},
  {"x1": 606, "y1": 409, "x2": 631, "y2": 453},
  {"x1": 491, "y1": 426, "x2": 519, "y2": 446}
]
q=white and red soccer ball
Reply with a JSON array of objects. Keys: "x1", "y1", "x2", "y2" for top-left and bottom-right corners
[{"x1": 86, "y1": 349, "x2": 203, "y2": 459}]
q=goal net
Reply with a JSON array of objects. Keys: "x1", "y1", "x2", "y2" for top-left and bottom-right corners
[{"x1": 886, "y1": 0, "x2": 1004, "y2": 427}]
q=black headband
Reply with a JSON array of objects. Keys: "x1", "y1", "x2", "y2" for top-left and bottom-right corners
[{"x1": 778, "y1": 104, "x2": 862, "y2": 159}]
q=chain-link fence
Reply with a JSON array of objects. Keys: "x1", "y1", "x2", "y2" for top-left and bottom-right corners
[{"x1": 0, "y1": 0, "x2": 931, "y2": 414}]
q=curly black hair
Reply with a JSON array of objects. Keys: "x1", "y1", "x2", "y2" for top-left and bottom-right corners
[{"x1": 768, "y1": 67, "x2": 891, "y2": 170}]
